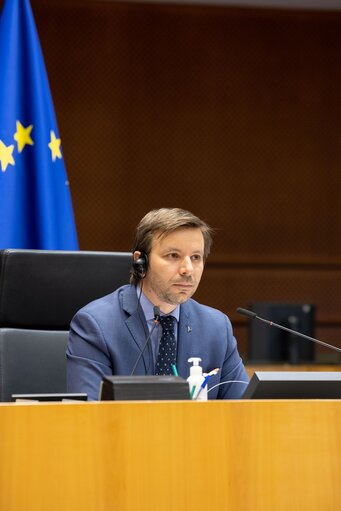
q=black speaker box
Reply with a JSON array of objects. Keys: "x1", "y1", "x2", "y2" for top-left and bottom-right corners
[{"x1": 99, "y1": 375, "x2": 190, "y2": 401}]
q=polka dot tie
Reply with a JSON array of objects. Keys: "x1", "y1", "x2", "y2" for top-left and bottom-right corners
[{"x1": 155, "y1": 315, "x2": 177, "y2": 375}]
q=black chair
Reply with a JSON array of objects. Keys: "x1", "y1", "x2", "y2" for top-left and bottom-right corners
[
  {"x1": 0, "y1": 249, "x2": 132, "y2": 401},
  {"x1": 0, "y1": 329, "x2": 69, "y2": 401}
]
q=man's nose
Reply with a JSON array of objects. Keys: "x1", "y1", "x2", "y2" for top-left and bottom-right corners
[{"x1": 179, "y1": 257, "x2": 193, "y2": 274}]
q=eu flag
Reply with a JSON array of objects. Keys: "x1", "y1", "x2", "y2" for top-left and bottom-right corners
[{"x1": 0, "y1": 0, "x2": 78, "y2": 249}]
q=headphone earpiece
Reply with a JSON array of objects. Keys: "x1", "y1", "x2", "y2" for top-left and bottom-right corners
[{"x1": 132, "y1": 252, "x2": 148, "y2": 279}]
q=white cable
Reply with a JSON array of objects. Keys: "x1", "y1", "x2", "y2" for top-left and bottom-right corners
[{"x1": 207, "y1": 380, "x2": 249, "y2": 393}]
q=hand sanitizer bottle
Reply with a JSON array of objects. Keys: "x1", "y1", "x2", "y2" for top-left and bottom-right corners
[{"x1": 187, "y1": 357, "x2": 207, "y2": 401}]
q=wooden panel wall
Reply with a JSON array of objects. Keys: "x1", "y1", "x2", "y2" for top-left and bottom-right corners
[{"x1": 7, "y1": 0, "x2": 341, "y2": 359}]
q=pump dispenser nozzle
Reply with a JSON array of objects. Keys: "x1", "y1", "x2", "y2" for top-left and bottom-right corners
[{"x1": 188, "y1": 357, "x2": 203, "y2": 376}]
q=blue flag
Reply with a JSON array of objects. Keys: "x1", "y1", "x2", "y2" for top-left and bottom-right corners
[{"x1": 0, "y1": 0, "x2": 78, "y2": 249}]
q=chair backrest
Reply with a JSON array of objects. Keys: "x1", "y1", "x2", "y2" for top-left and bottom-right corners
[
  {"x1": 0, "y1": 249, "x2": 132, "y2": 401},
  {"x1": 0, "y1": 249, "x2": 132, "y2": 329}
]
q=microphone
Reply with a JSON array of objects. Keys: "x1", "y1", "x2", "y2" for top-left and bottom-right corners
[
  {"x1": 236, "y1": 307, "x2": 341, "y2": 353},
  {"x1": 130, "y1": 305, "x2": 161, "y2": 375}
]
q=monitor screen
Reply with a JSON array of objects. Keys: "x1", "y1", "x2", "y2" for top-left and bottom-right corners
[
  {"x1": 242, "y1": 371, "x2": 341, "y2": 399},
  {"x1": 248, "y1": 302, "x2": 315, "y2": 364}
]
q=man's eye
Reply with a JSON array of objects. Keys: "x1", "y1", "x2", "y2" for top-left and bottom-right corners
[
  {"x1": 191, "y1": 254, "x2": 202, "y2": 261},
  {"x1": 165, "y1": 253, "x2": 180, "y2": 259}
]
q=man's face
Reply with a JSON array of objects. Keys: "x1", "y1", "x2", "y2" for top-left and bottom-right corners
[{"x1": 136, "y1": 227, "x2": 205, "y2": 313}]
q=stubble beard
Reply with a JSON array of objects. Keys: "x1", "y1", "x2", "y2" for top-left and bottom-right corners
[{"x1": 148, "y1": 276, "x2": 198, "y2": 306}]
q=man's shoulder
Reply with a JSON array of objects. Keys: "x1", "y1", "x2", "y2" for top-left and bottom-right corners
[{"x1": 184, "y1": 298, "x2": 228, "y2": 322}]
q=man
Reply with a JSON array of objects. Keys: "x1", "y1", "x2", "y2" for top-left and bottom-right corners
[{"x1": 67, "y1": 208, "x2": 249, "y2": 400}]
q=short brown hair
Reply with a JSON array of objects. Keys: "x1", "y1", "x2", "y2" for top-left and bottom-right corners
[{"x1": 130, "y1": 208, "x2": 213, "y2": 284}]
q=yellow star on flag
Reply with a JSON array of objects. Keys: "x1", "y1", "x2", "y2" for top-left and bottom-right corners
[
  {"x1": 13, "y1": 121, "x2": 34, "y2": 153},
  {"x1": 48, "y1": 130, "x2": 62, "y2": 161},
  {"x1": 0, "y1": 139, "x2": 15, "y2": 172}
]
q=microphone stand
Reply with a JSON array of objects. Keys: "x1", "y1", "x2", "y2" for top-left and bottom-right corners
[{"x1": 236, "y1": 307, "x2": 341, "y2": 353}]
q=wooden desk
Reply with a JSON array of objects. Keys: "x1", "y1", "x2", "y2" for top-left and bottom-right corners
[{"x1": 0, "y1": 400, "x2": 340, "y2": 511}]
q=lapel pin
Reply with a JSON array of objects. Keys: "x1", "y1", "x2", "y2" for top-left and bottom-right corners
[{"x1": 187, "y1": 325, "x2": 192, "y2": 333}]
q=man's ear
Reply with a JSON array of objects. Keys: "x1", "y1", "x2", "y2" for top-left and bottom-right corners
[{"x1": 132, "y1": 251, "x2": 148, "y2": 278}]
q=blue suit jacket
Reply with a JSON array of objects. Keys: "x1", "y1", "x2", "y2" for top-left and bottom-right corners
[{"x1": 67, "y1": 284, "x2": 249, "y2": 400}]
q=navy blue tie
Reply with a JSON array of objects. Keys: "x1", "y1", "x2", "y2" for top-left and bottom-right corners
[{"x1": 155, "y1": 315, "x2": 177, "y2": 375}]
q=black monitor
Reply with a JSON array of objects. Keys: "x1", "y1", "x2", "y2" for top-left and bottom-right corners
[
  {"x1": 242, "y1": 371, "x2": 341, "y2": 399},
  {"x1": 99, "y1": 375, "x2": 190, "y2": 401},
  {"x1": 248, "y1": 302, "x2": 315, "y2": 364}
]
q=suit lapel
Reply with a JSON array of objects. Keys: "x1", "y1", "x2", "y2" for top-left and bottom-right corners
[
  {"x1": 176, "y1": 302, "x2": 195, "y2": 379},
  {"x1": 121, "y1": 286, "x2": 154, "y2": 374}
]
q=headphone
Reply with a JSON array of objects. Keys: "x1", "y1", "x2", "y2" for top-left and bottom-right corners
[{"x1": 132, "y1": 252, "x2": 148, "y2": 279}]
